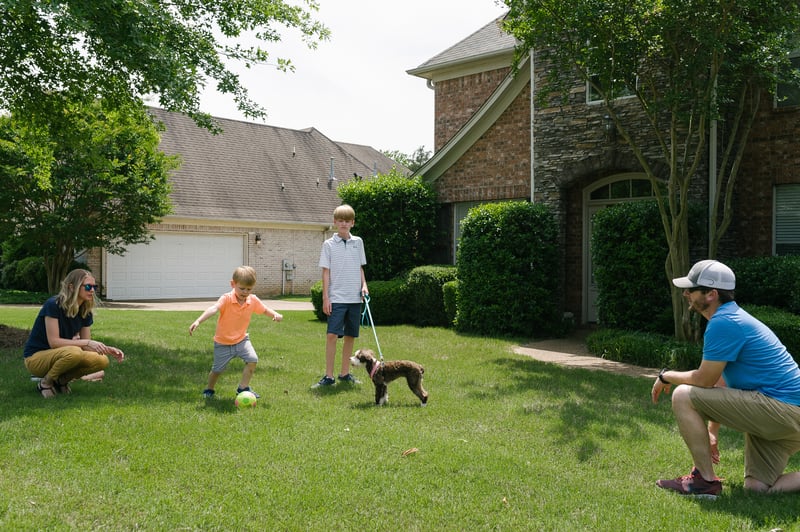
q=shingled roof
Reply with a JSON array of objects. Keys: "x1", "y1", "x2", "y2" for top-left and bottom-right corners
[
  {"x1": 407, "y1": 13, "x2": 516, "y2": 79},
  {"x1": 148, "y1": 108, "x2": 404, "y2": 226}
]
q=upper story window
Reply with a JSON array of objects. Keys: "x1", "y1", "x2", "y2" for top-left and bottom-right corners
[
  {"x1": 587, "y1": 74, "x2": 637, "y2": 104},
  {"x1": 775, "y1": 53, "x2": 800, "y2": 108}
]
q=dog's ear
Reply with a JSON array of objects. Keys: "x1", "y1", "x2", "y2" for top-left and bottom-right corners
[{"x1": 354, "y1": 349, "x2": 361, "y2": 357}]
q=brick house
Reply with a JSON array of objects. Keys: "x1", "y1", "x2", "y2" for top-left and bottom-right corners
[
  {"x1": 408, "y1": 14, "x2": 800, "y2": 324},
  {"x1": 86, "y1": 108, "x2": 404, "y2": 300}
]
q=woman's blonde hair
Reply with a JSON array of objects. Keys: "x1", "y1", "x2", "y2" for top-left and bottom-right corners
[{"x1": 57, "y1": 269, "x2": 95, "y2": 318}]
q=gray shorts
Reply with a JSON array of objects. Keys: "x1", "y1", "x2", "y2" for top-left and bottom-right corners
[
  {"x1": 689, "y1": 386, "x2": 800, "y2": 485},
  {"x1": 211, "y1": 335, "x2": 258, "y2": 373}
]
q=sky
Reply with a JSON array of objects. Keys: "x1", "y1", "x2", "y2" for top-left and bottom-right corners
[{"x1": 199, "y1": 1, "x2": 510, "y2": 156}]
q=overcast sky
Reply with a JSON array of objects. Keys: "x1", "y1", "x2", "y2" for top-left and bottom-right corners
[{"x1": 199, "y1": 1, "x2": 509, "y2": 155}]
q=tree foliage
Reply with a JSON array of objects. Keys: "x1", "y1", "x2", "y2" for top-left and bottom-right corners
[
  {"x1": 0, "y1": 99, "x2": 178, "y2": 292},
  {"x1": 502, "y1": 0, "x2": 800, "y2": 339},
  {"x1": 382, "y1": 146, "x2": 432, "y2": 173},
  {"x1": 0, "y1": 0, "x2": 329, "y2": 131},
  {"x1": 336, "y1": 170, "x2": 438, "y2": 281}
]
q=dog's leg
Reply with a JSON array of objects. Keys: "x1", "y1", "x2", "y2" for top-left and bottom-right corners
[
  {"x1": 376, "y1": 383, "x2": 388, "y2": 406},
  {"x1": 407, "y1": 374, "x2": 428, "y2": 406}
]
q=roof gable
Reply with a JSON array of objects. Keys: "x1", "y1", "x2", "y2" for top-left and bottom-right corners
[
  {"x1": 408, "y1": 13, "x2": 517, "y2": 81},
  {"x1": 148, "y1": 108, "x2": 405, "y2": 225}
]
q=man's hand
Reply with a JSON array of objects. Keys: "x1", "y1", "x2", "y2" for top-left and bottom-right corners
[{"x1": 651, "y1": 378, "x2": 672, "y2": 403}]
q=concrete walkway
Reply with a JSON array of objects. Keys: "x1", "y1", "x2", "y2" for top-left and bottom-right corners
[
  {"x1": 514, "y1": 329, "x2": 659, "y2": 379},
  {"x1": 100, "y1": 299, "x2": 314, "y2": 312},
  {"x1": 102, "y1": 301, "x2": 657, "y2": 379}
]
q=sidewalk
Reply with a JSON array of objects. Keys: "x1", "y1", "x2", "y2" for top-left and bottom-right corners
[
  {"x1": 100, "y1": 299, "x2": 314, "y2": 312},
  {"x1": 514, "y1": 328, "x2": 659, "y2": 379}
]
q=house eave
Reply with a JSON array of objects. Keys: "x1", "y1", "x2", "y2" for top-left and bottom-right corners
[
  {"x1": 407, "y1": 48, "x2": 516, "y2": 82},
  {"x1": 414, "y1": 54, "x2": 531, "y2": 185}
]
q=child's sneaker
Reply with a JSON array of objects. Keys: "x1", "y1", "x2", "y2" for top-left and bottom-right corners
[
  {"x1": 202, "y1": 389, "x2": 215, "y2": 399},
  {"x1": 656, "y1": 468, "x2": 722, "y2": 499},
  {"x1": 338, "y1": 373, "x2": 361, "y2": 384},
  {"x1": 312, "y1": 376, "x2": 336, "y2": 388},
  {"x1": 236, "y1": 386, "x2": 260, "y2": 399}
]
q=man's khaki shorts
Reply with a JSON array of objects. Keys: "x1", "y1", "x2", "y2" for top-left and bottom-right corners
[{"x1": 689, "y1": 386, "x2": 800, "y2": 486}]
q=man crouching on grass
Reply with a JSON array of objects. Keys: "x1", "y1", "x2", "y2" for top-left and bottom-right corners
[{"x1": 652, "y1": 259, "x2": 800, "y2": 497}]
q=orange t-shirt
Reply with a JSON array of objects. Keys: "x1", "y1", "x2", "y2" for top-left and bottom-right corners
[{"x1": 213, "y1": 290, "x2": 267, "y2": 345}]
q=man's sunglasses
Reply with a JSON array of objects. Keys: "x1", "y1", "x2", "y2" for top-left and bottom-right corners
[{"x1": 82, "y1": 284, "x2": 99, "y2": 292}]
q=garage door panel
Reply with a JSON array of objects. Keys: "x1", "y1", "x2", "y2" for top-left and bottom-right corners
[{"x1": 107, "y1": 233, "x2": 244, "y2": 300}]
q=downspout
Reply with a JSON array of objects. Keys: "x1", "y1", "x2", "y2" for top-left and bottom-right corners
[
  {"x1": 709, "y1": 87, "x2": 717, "y2": 256},
  {"x1": 530, "y1": 52, "x2": 536, "y2": 203}
]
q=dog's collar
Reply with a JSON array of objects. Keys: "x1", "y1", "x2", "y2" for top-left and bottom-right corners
[{"x1": 369, "y1": 361, "x2": 382, "y2": 379}]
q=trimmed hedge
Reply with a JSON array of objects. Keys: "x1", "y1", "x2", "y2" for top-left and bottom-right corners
[
  {"x1": 406, "y1": 265, "x2": 457, "y2": 327},
  {"x1": 311, "y1": 266, "x2": 456, "y2": 327},
  {"x1": 456, "y1": 201, "x2": 562, "y2": 337},
  {"x1": 727, "y1": 256, "x2": 800, "y2": 314},
  {"x1": 587, "y1": 305, "x2": 800, "y2": 369}
]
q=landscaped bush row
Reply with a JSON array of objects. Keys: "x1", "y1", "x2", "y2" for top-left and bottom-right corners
[
  {"x1": 727, "y1": 256, "x2": 800, "y2": 314},
  {"x1": 587, "y1": 305, "x2": 800, "y2": 369},
  {"x1": 310, "y1": 265, "x2": 457, "y2": 327}
]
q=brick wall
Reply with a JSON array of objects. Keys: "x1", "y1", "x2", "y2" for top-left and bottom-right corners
[{"x1": 735, "y1": 95, "x2": 800, "y2": 256}]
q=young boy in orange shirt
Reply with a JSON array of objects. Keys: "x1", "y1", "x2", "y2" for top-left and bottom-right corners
[{"x1": 189, "y1": 266, "x2": 282, "y2": 399}]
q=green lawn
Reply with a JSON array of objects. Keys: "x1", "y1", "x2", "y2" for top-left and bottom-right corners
[{"x1": 0, "y1": 306, "x2": 798, "y2": 530}]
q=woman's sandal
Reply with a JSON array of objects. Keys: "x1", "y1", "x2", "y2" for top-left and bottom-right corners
[{"x1": 37, "y1": 382, "x2": 56, "y2": 399}]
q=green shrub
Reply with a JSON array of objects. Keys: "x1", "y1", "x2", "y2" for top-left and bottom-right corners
[
  {"x1": 456, "y1": 201, "x2": 561, "y2": 337},
  {"x1": 592, "y1": 201, "x2": 674, "y2": 334},
  {"x1": 748, "y1": 305, "x2": 800, "y2": 364},
  {"x1": 337, "y1": 170, "x2": 439, "y2": 280},
  {"x1": 406, "y1": 265, "x2": 457, "y2": 327},
  {"x1": 728, "y1": 256, "x2": 800, "y2": 313},
  {"x1": 588, "y1": 306, "x2": 800, "y2": 370},
  {"x1": 310, "y1": 278, "x2": 412, "y2": 325},
  {"x1": 586, "y1": 329, "x2": 703, "y2": 370},
  {"x1": 2, "y1": 257, "x2": 47, "y2": 292},
  {"x1": 442, "y1": 280, "x2": 458, "y2": 327}
]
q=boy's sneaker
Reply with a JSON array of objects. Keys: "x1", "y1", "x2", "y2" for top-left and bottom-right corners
[
  {"x1": 236, "y1": 386, "x2": 260, "y2": 399},
  {"x1": 202, "y1": 389, "x2": 215, "y2": 399},
  {"x1": 656, "y1": 468, "x2": 722, "y2": 499},
  {"x1": 312, "y1": 376, "x2": 336, "y2": 388},
  {"x1": 338, "y1": 373, "x2": 361, "y2": 384}
]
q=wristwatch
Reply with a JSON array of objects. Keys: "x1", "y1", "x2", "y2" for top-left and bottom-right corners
[{"x1": 658, "y1": 368, "x2": 670, "y2": 384}]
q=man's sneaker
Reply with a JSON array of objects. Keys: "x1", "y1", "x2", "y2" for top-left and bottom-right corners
[
  {"x1": 338, "y1": 373, "x2": 361, "y2": 384},
  {"x1": 656, "y1": 468, "x2": 722, "y2": 499},
  {"x1": 312, "y1": 376, "x2": 336, "y2": 388},
  {"x1": 236, "y1": 386, "x2": 260, "y2": 399},
  {"x1": 202, "y1": 389, "x2": 215, "y2": 399}
]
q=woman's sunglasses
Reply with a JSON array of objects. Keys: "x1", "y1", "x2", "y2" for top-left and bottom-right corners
[{"x1": 82, "y1": 284, "x2": 99, "y2": 292}]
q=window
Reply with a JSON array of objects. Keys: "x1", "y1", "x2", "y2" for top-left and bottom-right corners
[
  {"x1": 775, "y1": 184, "x2": 800, "y2": 255},
  {"x1": 589, "y1": 178, "x2": 655, "y2": 201},
  {"x1": 776, "y1": 54, "x2": 800, "y2": 108},
  {"x1": 587, "y1": 73, "x2": 637, "y2": 104}
]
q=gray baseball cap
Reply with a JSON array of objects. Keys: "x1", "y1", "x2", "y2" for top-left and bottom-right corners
[{"x1": 672, "y1": 260, "x2": 736, "y2": 290}]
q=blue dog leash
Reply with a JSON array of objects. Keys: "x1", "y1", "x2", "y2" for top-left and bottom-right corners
[{"x1": 361, "y1": 294, "x2": 384, "y2": 364}]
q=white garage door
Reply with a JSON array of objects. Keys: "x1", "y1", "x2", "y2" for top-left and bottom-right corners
[{"x1": 106, "y1": 233, "x2": 244, "y2": 300}]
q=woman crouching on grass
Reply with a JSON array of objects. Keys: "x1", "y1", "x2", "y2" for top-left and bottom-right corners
[{"x1": 23, "y1": 269, "x2": 125, "y2": 398}]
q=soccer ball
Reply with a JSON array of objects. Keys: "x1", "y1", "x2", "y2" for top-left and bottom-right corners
[{"x1": 235, "y1": 390, "x2": 258, "y2": 408}]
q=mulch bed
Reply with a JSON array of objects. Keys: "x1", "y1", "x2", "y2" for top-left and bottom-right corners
[{"x1": 0, "y1": 324, "x2": 29, "y2": 348}]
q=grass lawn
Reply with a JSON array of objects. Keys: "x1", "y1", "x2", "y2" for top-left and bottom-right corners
[{"x1": 0, "y1": 306, "x2": 798, "y2": 530}]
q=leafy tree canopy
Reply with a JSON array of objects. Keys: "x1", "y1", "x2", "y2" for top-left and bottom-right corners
[
  {"x1": 0, "y1": 0, "x2": 329, "y2": 131},
  {"x1": 0, "y1": 99, "x2": 178, "y2": 291},
  {"x1": 502, "y1": 0, "x2": 800, "y2": 339},
  {"x1": 382, "y1": 146, "x2": 431, "y2": 173}
]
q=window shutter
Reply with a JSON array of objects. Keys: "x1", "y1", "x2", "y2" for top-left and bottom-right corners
[{"x1": 775, "y1": 184, "x2": 800, "y2": 255}]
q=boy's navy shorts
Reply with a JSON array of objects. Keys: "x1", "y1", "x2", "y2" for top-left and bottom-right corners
[{"x1": 327, "y1": 302, "x2": 361, "y2": 338}]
